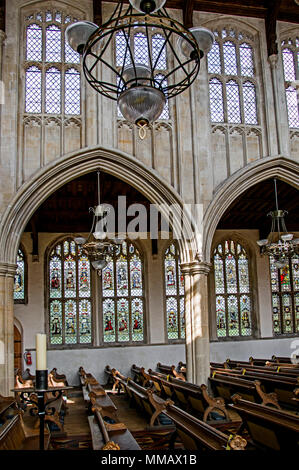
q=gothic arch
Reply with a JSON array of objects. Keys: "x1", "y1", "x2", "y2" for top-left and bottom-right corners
[
  {"x1": 203, "y1": 156, "x2": 299, "y2": 262},
  {"x1": 0, "y1": 146, "x2": 199, "y2": 269}
]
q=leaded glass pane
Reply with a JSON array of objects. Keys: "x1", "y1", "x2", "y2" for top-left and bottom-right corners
[
  {"x1": 209, "y1": 78, "x2": 224, "y2": 122},
  {"x1": 116, "y1": 31, "x2": 131, "y2": 67},
  {"x1": 225, "y1": 251, "x2": 237, "y2": 293},
  {"x1": 165, "y1": 257, "x2": 177, "y2": 295},
  {"x1": 152, "y1": 34, "x2": 167, "y2": 70},
  {"x1": 295, "y1": 293, "x2": 299, "y2": 333},
  {"x1": 178, "y1": 264, "x2": 184, "y2": 296},
  {"x1": 180, "y1": 297, "x2": 185, "y2": 339},
  {"x1": 272, "y1": 293, "x2": 281, "y2": 335},
  {"x1": 292, "y1": 258, "x2": 299, "y2": 291},
  {"x1": 240, "y1": 295, "x2": 251, "y2": 336},
  {"x1": 79, "y1": 300, "x2": 91, "y2": 343},
  {"x1": 46, "y1": 11, "x2": 52, "y2": 22},
  {"x1": 45, "y1": 67, "x2": 61, "y2": 113},
  {"x1": 65, "y1": 300, "x2": 77, "y2": 344},
  {"x1": 65, "y1": 68, "x2": 81, "y2": 115},
  {"x1": 270, "y1": 258, "x2": 279, "y2": 292},
  {"x1": 214, "y1": 252, "x2": 225, "y2": 294},
  {"x1": 282, "y1": 294, "x2": 293, "y2": 333},
  {"x1": 243, "y1": 81, "x2": 258, "y2": 125},
  {"x1": 55, "y1": 12, "x2": 62, "y2": 23},
  {"x1": 239, "y1": 43, "x2": 254, "y2": 77},
  {"x1": 130, "y1": 255, "x2": 143, "y2": 296},
  {"x1": 155, "y1": 74, "x2": 169, "y2": 119},
  {"x1": 25, "y1": 66, "x2": 42, "y2": 113},
  {"x1": 64, "y1": 256, "x2": 76, "y2": 298},
  {"x1": 131, "y1": 298, "x2": 144, "y2": 341},
  {"x1": 49, "y1": 255, "x2": 62, "y2": 298},
  {"x1": 26, "y1": 24, "x2": 42, "y2": 61},
  {"x1": 228, "y1": 295, "x2": 239, "y2": 336},
  {"x1": 65, "y1": 39, "x2": 80, "y2": 63},
  {"x1": 286, "y1": 86, "x2": 299, "y2": 128},
  {"x1": 223, "y1": 41, "x2": 238, "y2": 75},
  {"x1": 207, "y1": 41, "x2": 221, "y2": 74},
  {"x1": 238, "y1": 252, "x2": 250, "y2": 292},
  {"x1": 226, "y1": 80, "x2": 241, "y2": 123},
  {"x1": 282, "y1": 48, "x2": 296, "y2": 81},
  {"x1": 280, "y1": 264, "x2": 291, "y2": 292},
  {"x1": 117, "y1": 298, "x2": 129, "y2": 342},
  {"x1": 117, "y1": 256, "x2": 128, "y2": 296},
  {"x1": 46, "y1": 24, "x2": 61, "y2": 62},
  {"x1": 216, "y1": 295, "x2": 226, "y2": 337},
  {"x1": 102, "y1": 258, "x2": 114, "y2": 297},
  {"x1": 167, "y1": 297, "x2": 178, "y2": 340},
  {"x1": 14, "y1": 250, "x2": 25, "y2": 301},
  {"x1": 103, "y1": 299, "x2": 116, "y2": 342},
  {"x1": 134, "y1": 32, "x2": 149, "y2": 66},
  {"x1": 50, "y1": 301, "x2": 63, "y2": 344},
  {"x1": 78, "y1": 255, "x2": 90, "y2": 297}
]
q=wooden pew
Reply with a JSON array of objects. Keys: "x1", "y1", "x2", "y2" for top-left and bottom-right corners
[
  {"x1": 79, "y1": 367, "x2": 117, "y2": 415},
  {"x1": 156, "y1": 363, "x2": 186, "y2": 381},
  {"x1": 0, "y1": 412, "x2": 50, "y2": 450},
  {"x1": 145, "y1": 368, "x2": 231, "y2": 423},
  {"x1": 228, "y1": 394, "x2": 299, "y2": 450}
]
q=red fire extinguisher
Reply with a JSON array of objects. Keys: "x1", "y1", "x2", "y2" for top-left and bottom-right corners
[{"x1": 24, "y1": 350, "x2": 32, "y2": 365}]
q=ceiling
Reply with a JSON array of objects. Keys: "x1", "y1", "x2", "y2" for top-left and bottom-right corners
[
  {"x1": 101, "y1": 0, "x2": 299, "y2": 24},
  {"x1": 25, "y1": 174, "x2": 299, "y2": 238}
]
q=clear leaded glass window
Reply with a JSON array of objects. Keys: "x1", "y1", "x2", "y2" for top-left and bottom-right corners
[
  {"x1": 207, "y1": 28, "x2": 258, "y2": 125},
  {"x1": 14, "y1": 248, "x2": 27, "y2": 304},
  {"x1": 24, "y1": 10, "x2": 81, "y2": 116},
  {"x1": 101, "y1": 241, "x2": 145, "y2": 344},
  {"x1": 116, "y1": 31, "x2": 170, "y2": 120},
  {"x1": 164, "y1": 243, "x2": 185, "y2": 341},
  {"x1": 270, "y1": 256, "x2": 299, "y2": 335},
  {"x1": 281, "y1": 38, "x2": 299, "y2": 129},
  {"x1": 213, "y1": 240, "x2": 252, "y2": 339},
  {"x1": 48, "y1": 239, "x2": 92, "y2": 347}
]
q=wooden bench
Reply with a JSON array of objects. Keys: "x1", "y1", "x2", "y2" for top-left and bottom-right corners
[
  {"x1": 156, "y1": 363, "x2": 186, "y2": 381},
  {"x1": 0, "y1": 412, "x2": 50, "y2": 450},
  {"x1": 228, "y1": 394, "x2": 299, "y2": 450},
  {"x1": 78, "y1": 367, "x2": 117, "y2": 415}
]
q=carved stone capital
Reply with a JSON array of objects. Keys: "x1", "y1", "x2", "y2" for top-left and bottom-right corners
[
  {"x1": 0, "y1": 262, "x2": 17, "y2": 277},
  {"x1": 180, "y1": 260, "x2": 212, "y2": 276},
  {"x1": 268, "y1": 54, "x2": 278, "y2": 69}
]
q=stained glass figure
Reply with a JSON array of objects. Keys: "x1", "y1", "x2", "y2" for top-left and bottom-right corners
[
  {"x1": 14, "y1": 249, "x2": 26, "y2": 302},
  {"x1": 48, "y1": 238, "x2": 92, "y2": 346},
  {"x1": 270, "y1": 256, "x2": 299, "y2": 335},
  {"x1": 164, "y1": 243, "x2": 185, "y2": 341},
  {"x1": 101, "y1": 240, "x2": 145, "y2": 344},
  {"x1": 213, "y1": 240, "x2": 252, "y2": 338}
]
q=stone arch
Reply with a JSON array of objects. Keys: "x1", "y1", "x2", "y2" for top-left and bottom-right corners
[
  {"x1": 203, "y1": 156, "x2": 299, "y2": 262},
  {"x1": 0, "y1": 146, "x2": 199, "y2": 268}
]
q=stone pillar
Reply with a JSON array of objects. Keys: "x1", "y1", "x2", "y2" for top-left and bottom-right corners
[
  {"x1": 0, "y1": 263, "x2": 16, "y2": 396},
  {"x1": 181, "y1": 260, "x2": 211, "y2": 385}
]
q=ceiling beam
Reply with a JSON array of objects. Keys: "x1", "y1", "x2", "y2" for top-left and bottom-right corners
[
  {"x1": 265, "y1": 0, "x2": 281, "y2": 56},
  {"x1": 0, "y1": 0, "x2": 5, "y2": 31},
  {"x1": 183, "y1": 0, "x2": 195, "y2": 28},
  {"x1": 93, "y1": 0, "x2": 102, "y2": 26}
]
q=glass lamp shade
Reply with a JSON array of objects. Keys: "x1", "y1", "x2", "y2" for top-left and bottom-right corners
[
  {"x1": 65, "y1": 21, "x2": 98, "y2": 54},
  {"x1": 91, "y1": 258, "x2": 108, "y2": 270},
  {"x1": 256, "y1": 239, "x2": 269, "y2": 247},
  {"x1": 281, "y1": 233, "x2": 294, "y2": 242},
  {"x1": 74, "y1": 236, "x2": 87, "y2": 245},
  {"x1": 129, "y1": 0, "x2": 166, "y2": 13},
  {"x1": 178, "y1": 26, "x2": 215, "y2": 58},
  {"x1": 293, "y1": 238, "x2": 299, "y2": 245},
  {"x1": 122, "y1": 64, "x2": 151, "y2": 88},
  {"x1": 117, "y1": 86, "x2": 166, "y2": 125}
]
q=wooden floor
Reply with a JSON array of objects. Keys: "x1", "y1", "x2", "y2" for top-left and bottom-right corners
[
  {"x1": 63, "y1": 389, "x2": 91, "y2": 436},
  {"x1": 107, "y1": 390, "x2": 151, "y2": 431}
]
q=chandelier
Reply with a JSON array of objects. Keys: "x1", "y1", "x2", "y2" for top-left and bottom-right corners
[
  {"x1": 65, "y1": 0, "x2": 214, "y2": 138},
  {"x1": 257, "y1": 179, "x2": 299, "y2": 268},
  {"x1": 74, "y1": 172, "x2": 122, "y2": 274}
]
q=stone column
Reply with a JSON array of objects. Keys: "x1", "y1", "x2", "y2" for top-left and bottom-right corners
[
  {"x1": 0, "y1": 263, "x2": 16, "y2": 396},
  {"x1": 181, "y1": 260, "x2": 211, "y2": 385}
]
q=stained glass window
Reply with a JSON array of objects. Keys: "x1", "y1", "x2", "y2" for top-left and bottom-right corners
[
  {"x1": 164, "y1": 243, "x2": 185, "y2": 341},
  {"x1": 270, "y1": 256, "x2": 299, "y2": 335},
  {"x1": 14, "y1": 247, "x2": 27, "y2": 304},
  {"x1": 48, "y1": 238, "x2": 92, "y2": 346},
  {"x1": 281, "y1": 40, "x2": 299, "y2": 129},
  {"x1": 101, "y1": 241, "x2": 145, "y2": 344},
  {"x1": 116, "y1": 31, "x2": 170, "y2": 120},
  {"x1": 207, "y1": 29, "x2": 258, "y2": 125},
  {"x1": 213, "y1": 240, "x2": 253, "y2": 338},
  {"x1": 24, "y1": 10, "x2": 81, "y2": 116}
]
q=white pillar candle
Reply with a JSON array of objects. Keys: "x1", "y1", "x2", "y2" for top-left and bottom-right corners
[{"x1": 36, "y1": 333, "x2": 47, "y2": 371}]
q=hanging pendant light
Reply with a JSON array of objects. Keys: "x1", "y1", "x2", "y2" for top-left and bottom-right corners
[
  {"x1": 74, "y1": 172, "x2": 122, "y2": 274},
  {"x1": 65, "y1": 0, "x2": 214, "y2": 138},
  {"x1": 257, "y1": 179, "x2": 299, "y2": 268}
]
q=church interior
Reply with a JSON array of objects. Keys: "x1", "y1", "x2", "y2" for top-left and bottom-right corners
[{"x1": 0, "y1": 0, "x2": 298, "y2": 453}]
